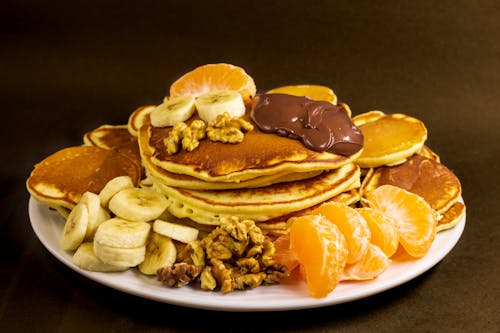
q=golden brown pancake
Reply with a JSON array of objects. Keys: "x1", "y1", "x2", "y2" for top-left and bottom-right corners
[
  {"x1": 83, "y1": 125, "x2": 134, "y2": 149},
  {"x1": 145, "y1": 168, "x2": 323, "y2": 190},
  {"x1": 83, "y1": 124, "x2": 142, "y2": 168},
  {"x1": 127, "y1": 105, "x2": 155, "y2": 137},
  {"x1": 27, "y1": 146, "x2": 141, "y2": 210},
  {"x1": 352, "y1": 111, "x2": 427, "y2": 168},
  {"x1": 139, "y1": 129, "x2": 323, "y2": 189},
  {"x1": 262, "y1": 188, "x2": 361, "y2": 227},
  {"x1": 437, "y1": 201, "x2": 465, "y2": 232},
  {"x1": 417, "y1": 145, "x2": 441, "y2": 162},
  {"x1": 361, "y1": 154, "x2": 462, "y2": 214},
  {"x1": 152, "y1": 162, "x2": 360, "y2": 225},
  {"x1": 140, "y1": 113, "x2": 363, "y2": 183}
]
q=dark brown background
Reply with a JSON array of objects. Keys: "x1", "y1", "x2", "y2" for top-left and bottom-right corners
[{"x1": 1, "y1": 1, "x2": 499, "y2": 332}]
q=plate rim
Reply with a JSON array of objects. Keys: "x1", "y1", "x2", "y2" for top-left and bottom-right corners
[{"x1": 28, "y1": 196, "x2": 466, "y2": 312}]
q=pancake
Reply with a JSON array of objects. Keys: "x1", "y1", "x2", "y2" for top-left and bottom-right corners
[
  {"x1": 437, "y1": 201, "x2": 465, "y2": 232},
  {"x1": 83, "y1": 124, "x2": 142, "y2": 169},
  {"x1": 26, "y1": 146, "x2": 141, "y2": 210},
  {"x1": 84, "y1": 124, "x2": 134, "y2": 148},
  {"x1": 152, "y1": 162, "x2": 361, "y2": 225},
  {"x1": 360, "y1": 154, "x2": 462, "y2": 215},
  {"x1": 127, "y1": 105, "x2": 155, "y2": 137},
  {"x1": 139, "y1": 128, "x2": 323, "y2": 189},
  {"x1": 145, "y1": 168, "x2": 323, "y2": 190},
  {"x1": 261, "y1": 188, "x2": 361, "y2": 227},
  {"x1": 141, "y1": 113, "x2": 363, "y2": 183},
  {"x1": 418, "y1": 145, "x2": 440, "y2": 162},
  {"x1": 352, "y1": 111, "x2": 427, "y2": 168}
]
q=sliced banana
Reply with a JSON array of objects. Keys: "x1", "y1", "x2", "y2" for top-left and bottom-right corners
[
  {"x1": 153, "y1": 219, "x2": 199, "y2": 243},
  {"x1": 138, "y1": 232, "x2": 177, "y2": 275},
  {"x1": 94, "y1": 218, "x2": 151, "y2": 248},
  {"x1": 80, "y1": 191, "x2": 110, "y2": 240},
  {"x1": 60, "y1": 202, "x2": 89, "y2": 251},
  {"x1": 99, "y1": 175, "x2": 135, "y2": 208},
  {"x1": 93, "y1": 242, "x2": 146, "y2": 267},
  {"x1": 108, "y1": 187, "x2": 169, "y2": 222},
  {"x1": 195, "y1": 90, "x2": 246, "y2": 123},
  {"x1": 150, "y1": 95, "x2": 196, "y2": 127},
  {"x1": 73, "y1": 242, "x2": 128, "y2": 272}
]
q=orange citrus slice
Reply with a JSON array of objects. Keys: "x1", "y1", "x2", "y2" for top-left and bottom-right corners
[
  {"x1": 272, "y1": 233, "x2": 299, "y2": 272},
  {"x1": 357, "y1": 207, "x2": 399, "y2": 257},
  {"x1": 363, "y1": 185, "x2": 437, "y2": 258},
  {"x1": 169, "y1": 63, "x2": 256, "y2": 106},
  {"x1": 310, "y1": 202, "x2": 371, "y2": 264},
  {"x1": 289, "y1": 214, "x2": 348, "y2": 298},
  {"x1": 341, "y1": 243, "x2": 390, "y2": 281},
  {"x1": 266, "y1": 84, "x2": 337, "y2": 104}
]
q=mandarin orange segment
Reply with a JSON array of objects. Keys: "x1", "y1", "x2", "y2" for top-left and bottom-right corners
[
  {"x1": 272, "y1": 233, "x2": 299, "y2": 272},
  {"x1": 289, "y1": 215, "x2": 348, "y2": 298},
  {"x1": 357, "y1": 207, "x2": 399, "y2": 257},
  {"x1": 363, "y1": 185, "x2": 437, "y2": 258},
  {"x1": 310, "y1": 202, "x2": 371, "y2": 264},
  {"x1": 341, "y1": 243, "x2": 390, "y2": 281},
  {"x1": 266, "y1": 84, "x2": 337, "y2": 104},
  {"x1": 169, "y1": 63, "x2": 256, "y2": 106}
]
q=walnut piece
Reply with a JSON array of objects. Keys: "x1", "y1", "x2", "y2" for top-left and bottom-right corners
[
  {"x1": 177, "y1": 240, "x2": 205, "y2": 266},
  {"x1": 206, "y1": 112, "x2": 253, "y2": 144},
  {"x1": 163, "y1": 120, "x2": 206, "y2": 154},
  {"x1": 157, "y1": 263, "x2": 203, "y2": 287},
  {"x1": 200, "y1": 267, "x2": 217, "y2": 290},
  {"x1": 207, "y1": 127, "x2": 244, "y2": 143},
  {"x1": 157, "y1": 216, "x2": 290, "y2": 294}
]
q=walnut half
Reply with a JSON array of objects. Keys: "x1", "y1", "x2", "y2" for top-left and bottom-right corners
[
  {"x1": 207, "y1": 113, "x2": 253, "y2": 144},
  {"x1": 163, "y1": 120, "x2": 207, "y2": 154}
]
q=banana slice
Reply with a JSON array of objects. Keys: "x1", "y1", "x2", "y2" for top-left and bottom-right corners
[
  {"x1": 73, "y1": 242, "x2": 128, "y2": 272},
  {"x1": 99, "y1": 175, "x2": 135, "y2": 208},
  {"x1": 153, "y1": 219, "x2": 199, "y2": 243},
  {"x1": 195, "y1": 90, "x2": 246, "y2": 123},
  {"x1": 94, "y1": 218, "x2": 151, "y2": 248},
  {"x1": 108, "y1": 187, "x2": 169, "y2": 222},
  {"x1": 80, "y1": 191, "x2": 110, "y2": 240},
  {"x1": 93, "y1": 242, "x2": 146, "y2": 267},
  {"x1": 150, "y1": 95, "x2": 196, "y2": 127},
  {"x1": 138, "y1": 232, "x2": 177, "y2": 275},
  {"x1": 61, "y1": 202, "x2": 89, "y2": 251}
]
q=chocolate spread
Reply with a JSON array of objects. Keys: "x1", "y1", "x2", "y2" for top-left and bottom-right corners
[{"x1": 250, "y1": 94, "x2": 363, "y2": 156}]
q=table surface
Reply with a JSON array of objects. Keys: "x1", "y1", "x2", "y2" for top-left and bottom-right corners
[{"x1": 2, "y1": 1, "x2": 499, "y2": 332}]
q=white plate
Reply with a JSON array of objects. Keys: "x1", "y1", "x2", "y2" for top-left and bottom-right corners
[{"x1": 28, "y1": 197, "x2": 465, "y2": 312}]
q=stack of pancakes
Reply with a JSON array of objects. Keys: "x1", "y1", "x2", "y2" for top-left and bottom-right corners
[
  {"x1": 352, "y1": 111, "x2": 464, "y2": 231},
  {"x1": 133, "y1": 108, "x2": 363, "y2": 231}
]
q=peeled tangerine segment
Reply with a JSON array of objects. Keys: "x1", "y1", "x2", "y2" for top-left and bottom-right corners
[
  {"x1": 363, "y1": 185, "x2": 437, "y2": 258},
  {"x1": 169, "y1": 63, "x2": 256, "y2": 106},
  {"x1": 357, "y1": 207, "x2": 399, "y2": 257},
  {"x1": 352, "y1": 111, "x2": 427, "y2": 168},
  {"x1": 289, "y1": 214, "x2": 348, "y2": 299},
  {"x1": 341, "y1": 243, "x2": 390, "y2": 281},
  {"x1": 272, "y1": 233, "x2": 299, "y2": 272},
  {"x1": 310, "y1": 202, "x2": 371, "y2": 264}
]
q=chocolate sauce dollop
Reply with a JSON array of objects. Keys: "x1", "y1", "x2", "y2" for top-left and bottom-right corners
[{"x1": 250, "y1": 94, "x2": 363, "y2": 156}]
